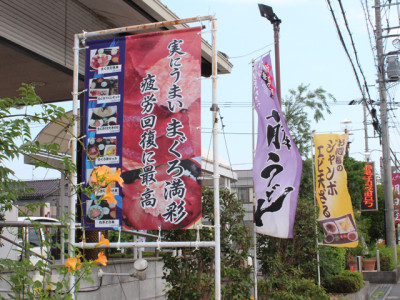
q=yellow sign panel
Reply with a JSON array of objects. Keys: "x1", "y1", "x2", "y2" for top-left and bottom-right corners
[{"x1": 314, "y1": 134, "x2": 358, "y2": 247}]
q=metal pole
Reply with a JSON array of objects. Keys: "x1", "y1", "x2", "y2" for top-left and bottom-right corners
[
  {"x1": 311, "y1": 132, "x2": 321, "y2": 286},
  {"x1": 375, "y1": 0, "x2": 397, "y2": 263},
  {"x1": 211, "y1": 16, "x2": 221, "y2": 300},
  {"x1": 70, "y1": 33, "x2": 80, "y2": 299},
  {"x1": 273, "y1": 22, "x2": 281, "y2": 105},
  {"x1": 363, "y1": 93, "x2": 369, "y2": 160},
  {"x1": 251, "y1": 59, "x2": 258, "y2": 300}
]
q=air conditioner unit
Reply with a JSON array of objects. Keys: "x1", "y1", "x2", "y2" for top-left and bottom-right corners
[{"x1": 386, "y1": 56, "x2": 400, "y2": 81}]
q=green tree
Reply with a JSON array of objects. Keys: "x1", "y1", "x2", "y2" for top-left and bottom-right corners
[
  {"x1": 162, "y1": 187, "x2": 253, "y2": 300},
  {"x1": 0, "y1": 85, "x2": 99, "y2": 298},
  {"x1": 282, "y1": 84, "x2": 335, "y2": 157},
  {"x1": 361, "y1": 184, "x2": 385, "y2": 244}
]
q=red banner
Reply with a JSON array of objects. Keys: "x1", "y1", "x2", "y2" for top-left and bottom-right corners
[
  {"x1": 361, "y1": 162, "x2": 378, "y2": 211},
  {"x1": 122, "y1": 27, "x2": 202, "y2": 230},
  {"x1": 392, "y1": 173, "x2": 400, "y2": 223}
]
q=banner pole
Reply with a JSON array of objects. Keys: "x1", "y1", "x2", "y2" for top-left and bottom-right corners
[
  {"x1": 211, "y1": 16, "x2": 221, "y2": 300},
  {"x1": 69, "y1": 33, "x2": 80, "y2": 299},
  {"x1": 310, "y1": 131, "x2": 321, "y2": 286},
  {"x1": 251, "y1": 59, "x2": 258, "y2": 299}
]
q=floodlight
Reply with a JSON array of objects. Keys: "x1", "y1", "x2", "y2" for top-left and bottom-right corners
[{"x1": 258, "y1": 4, "x2": 281, "y2": 24}]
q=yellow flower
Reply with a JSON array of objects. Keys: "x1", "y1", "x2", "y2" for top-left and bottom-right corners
[
  {"x1": 91, "y1": 165, "x2": 113, "y2": 187},
  {"x1": 91, "y1": 166, "x2": 124, "y2": 188},
  {"x1": 96, "y1": 234, "x2": 110, "y2": 247},
  {"x1": 107, "y1": 168, "x2": 124, "y2": 187},
  {"x1": 65, "y1": 256, "x2": 82, "y2": 272},
  {"x1": 103, "y1": 185, "x2": 117, "y2": 206},
  {"x1": 46, "y1": 284, "x2": 54, "y2": 291},
  {"x1": 250, "y1": 297, "x2": 254, "y2": 300},
  {"x1": 94, "y1": 251, "x2": 108, "y2": 266}
]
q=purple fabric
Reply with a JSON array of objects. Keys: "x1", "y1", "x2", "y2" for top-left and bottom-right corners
[{"x1": 252, "y1": 55, "x2": 302, "y2": 238}]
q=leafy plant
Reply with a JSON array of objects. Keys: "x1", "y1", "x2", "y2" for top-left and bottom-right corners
[
  {"x1": 377, "y1": 244, "x2": 396, "y2": 271},
  {"x1": 325, "y1": 270, "x2": 363, "y2": 294},
  {"x1": 0, "y1": 85, "x2": 115, "y2": 298},
  {"x1": 162, "y1": 187, "x2": 253, "y2": 299},
  {"x1": 282, "y1": 84, "x2": 335, "y2": 157},
  {"x1": 257, "y1": 267, "x2": 329, "y2": 300}
]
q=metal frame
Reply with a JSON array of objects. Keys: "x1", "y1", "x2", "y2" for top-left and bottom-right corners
[{"x1": 71, "y1": 15, "x2": 221, "y2": 299}]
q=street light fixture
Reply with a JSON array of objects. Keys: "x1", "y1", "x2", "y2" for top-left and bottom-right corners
[{"x1": 258, "y1": 4, "x2": 282, "y2": 105}]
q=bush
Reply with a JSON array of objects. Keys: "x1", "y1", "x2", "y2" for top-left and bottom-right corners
[
  {"x1": 325, "y1": 270, "x2": 363, "y2": 294},
  {"x1": 257, "y1": 277, "x2": 329, "y2": 300},
  {"x1": 377, "y1": 245, "x2": 396, "y2": 271}
]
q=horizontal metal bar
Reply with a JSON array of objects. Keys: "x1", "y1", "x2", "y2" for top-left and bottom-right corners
[
  {"x1": 0, "y1": 221, "x2": 67, "y2": 228},
  {"x1": 72, "y1": 241, "x2": 216, "y2": 249},
  {"x1": 77, "y1": 15, "x2": 215, "y2": 39},
  {"x1": 0, "y1": 234, "x2": 53, "y2": 264}
]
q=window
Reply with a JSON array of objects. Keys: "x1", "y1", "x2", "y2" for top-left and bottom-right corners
[{"x1": 237, "y1": 187, "x2": 250, "y2": 203}]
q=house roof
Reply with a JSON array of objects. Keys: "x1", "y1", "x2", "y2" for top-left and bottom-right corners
[
  {"x1": 19, "y1": 179, "x2": 60, "y2": 201},
  {"x1": 0, "y1": 0, "x2": 232, "y2": 103}
]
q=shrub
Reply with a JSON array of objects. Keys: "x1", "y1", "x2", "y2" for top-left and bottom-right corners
[
  {"x1": 325, "y1": 270, "x2": 363, "y2": 294},
  {"x1": 257, "y1": 277, "x2": 329, "y2": 300},
  {"x1": 377, "y1": 245, "x2": 396, "y2": 271}
]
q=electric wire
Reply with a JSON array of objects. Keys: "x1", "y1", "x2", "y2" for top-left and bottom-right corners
[
  {"x1": 326, "y1": 0, "x2": 381, "y2": 138},
  {"x1": 361, "y1": 0, "x2": 379, "y2": 70}
]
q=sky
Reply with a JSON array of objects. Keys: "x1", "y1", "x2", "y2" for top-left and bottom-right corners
[
  {"x1": 7, "y1": 0, "x2": 400, "y2": 180},
  {"x1": 160, "y1": 0, "x2": 400, "y2": 176}
]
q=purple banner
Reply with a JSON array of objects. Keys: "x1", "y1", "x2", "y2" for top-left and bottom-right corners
[{"x1": 252, "y1": 54, "x2": 302, "y2": 238}]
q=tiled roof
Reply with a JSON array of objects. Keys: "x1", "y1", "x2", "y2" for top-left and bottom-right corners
[{"x1": 18, "y1": 179, "x2": 60, "y2": 200}]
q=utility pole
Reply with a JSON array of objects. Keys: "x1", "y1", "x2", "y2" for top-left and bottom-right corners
[
  {"x1": 375, "y1": 0, "x2": 397, "y2": 263},
  {"x1": 363, "y1": 98, "x2": 369, "y2": 161}
]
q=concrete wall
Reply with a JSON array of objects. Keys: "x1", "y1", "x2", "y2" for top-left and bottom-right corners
[
  {"x1": 0, "y1": 258, "x2": 167, "y2": 300},
  {"x1": 78, "y1": 258, "x2": 166, "y2": 300}
]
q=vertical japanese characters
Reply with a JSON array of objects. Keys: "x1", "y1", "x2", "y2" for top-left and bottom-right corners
[
  {"x1": 252, "y1": 54, "x2": 302, "y2": 239},
  {"x1": 392, "y1": 173, "x2": 400, "y2": 222},
  {"x1": 137, "y1": 39, "x2": 189, "y2": 225},
  {"x1": 361, "y1": 162, "x2": 378, "y2": 211},
  {"x1": 314, "y1": 134, "x2": 358, "y2": 247},
  {"x1": 122, "y1": 27, "x2": 202, "y2": 230}
]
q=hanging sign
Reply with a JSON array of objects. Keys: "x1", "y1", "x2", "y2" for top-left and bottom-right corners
[
  {"x1": 82, "y1": 27, "x2": 202, "y2": 230},
  {"x1": 361, "y1": 162, "x2": 378, "y2": 211},
  {"x1": 392, "y1": 173, "x2": 400, "y2": 223},
  {"x1": 314, "y1": 134, "x2": 358, "y2": 247},
  {"x1": 252, "y1": 54, "x2": 302, "y2": 238}
]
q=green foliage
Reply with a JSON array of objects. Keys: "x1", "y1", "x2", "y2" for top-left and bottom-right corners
[
  {"x1": 0, "y1": 85, "x2": 96, "y2": 298},
  {"x1": 377, "y1": 244, "x2": 396, "y2": 271},
  {"x1": 361, "y1": 185, "x2": 385, "y2": 244},
  {"x1": 257, "y1": 158, "x2": 320, "y2": 285},
  {"x1": 343, "y1": 156, "x2": 365, "y2": 214},
  {"x1": 0, "y1": 84, "x2": 73, "y2": 212},
  {"x1": 325, "y1": 270, "x2": 363, "y2": 294},
  {"x1": 282, "y1": 84, "x2": 335, "y2": 157},
  {"x1": 162, "y1": 187, "x2": 253, "y2": 300},
  {"x1": 257, "y1": 269, "x2": 329, "y2": 300},
  {"x1": 257, "y1": 196, "x2": 317, "y2": 280},
  {"x1": 319, "y1": 246, "x2": 346, "y2": 285}
]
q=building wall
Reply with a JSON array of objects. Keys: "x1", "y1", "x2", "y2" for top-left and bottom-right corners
[
  {"x1": 0, "y1": 258, "x2": 166, "y2": 299},
  {"x1": 0, "y1": 0, "x2": 111, "y2": 73}
]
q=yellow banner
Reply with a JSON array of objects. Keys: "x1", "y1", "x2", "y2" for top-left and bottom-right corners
[{"x1": 314, "y1": 134, "x2": 358, "y2": 247}]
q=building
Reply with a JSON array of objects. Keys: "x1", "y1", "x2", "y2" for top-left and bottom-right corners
[
  {"x1": 0, "y1": 0, "x2": 232, "y2": 104},
  {"x1": 16, "y1": 179, "x2": 69, "y2": 218},
  {"x1": 231, "y1": 170, "x2": 254, "y2": 233}
]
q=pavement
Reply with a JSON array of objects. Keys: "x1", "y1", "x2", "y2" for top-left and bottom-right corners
[{"x1": 370, "y1": 283, "x2": 400, "y2": 299}]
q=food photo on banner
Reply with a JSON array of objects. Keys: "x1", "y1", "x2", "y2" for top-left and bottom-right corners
[
  {"x1": 82, "y1": 27, "x2": 202, "y2": 231},
  {"x1": 252, "y1": 54, "x2": 302, "y2": 239},
  {"x1": 314, "y1": 134, "x2": 358, "y2": 247}
]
